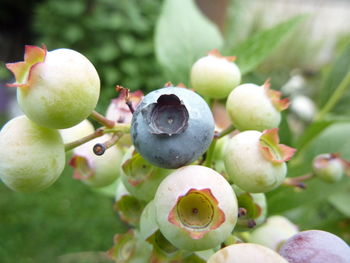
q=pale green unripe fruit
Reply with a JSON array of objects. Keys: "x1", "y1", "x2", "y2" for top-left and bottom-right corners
[
  {"x1": 226, "y1": 83, "x2": 281, "y2": 131},
  {"x1": 224, "y1": 131, "x2": 287, "y2": 193},
  {"x1": 208, "y1": 243, "x2": 288, "y2": 263},
  {"x1": 312, "y1": 153, "x2": 344, "y2": 183},
  {"x1": 250, "y1": 216, "x2": 299, "y2": 251},
  {"x1": 9, "y1": 46, "x2": 100, "y2": 129},
  {"x1": 191, "y1": 53, "x2": 241, "y2": 99},
  {"x1": 0, "y1": 115, "x2": 65, "y2": 192},
  {"x1": 154, "y1": 165, "x2": 238, "y2": 251}
]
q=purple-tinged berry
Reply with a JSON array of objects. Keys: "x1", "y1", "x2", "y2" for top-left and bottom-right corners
[{"x1": 279, "y1": 230, "x2": 350, "y2": 263}]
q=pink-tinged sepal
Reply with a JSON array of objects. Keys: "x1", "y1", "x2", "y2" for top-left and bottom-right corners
[
  {"x1": 68, "y1": 155, "x2": 94, "y2": 180},
  {"x1": 264, "y1": 79, "x2": 290, "y2": 111},
  {"x1": 107, "y1": 89, "x2": 143, "y2": 124},
  {"x1": 259, "y1": 128, "x2": 296, "y2": 164},
  {"x1": 168, "y1": 188, "x2": 225, "y2": 240},
  {"x1": 6, "y1": 45, "x2": 47, "y2": 88},
  {"x1": 208, "y1": 49, "x2": 236, "y2": 62}
]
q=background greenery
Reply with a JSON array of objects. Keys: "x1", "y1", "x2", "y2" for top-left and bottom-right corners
[{"x1": 0, "y1": 0, "x2": 349, "y2": 262}]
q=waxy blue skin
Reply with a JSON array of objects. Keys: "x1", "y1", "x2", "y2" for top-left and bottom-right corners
[{"x1": 131, "y1": 86, "x2": 215, "y2": 169}]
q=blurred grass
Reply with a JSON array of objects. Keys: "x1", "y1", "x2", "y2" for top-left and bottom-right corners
[{"x1": 0, "y1": 165, "x2": 127, "y2": 263}]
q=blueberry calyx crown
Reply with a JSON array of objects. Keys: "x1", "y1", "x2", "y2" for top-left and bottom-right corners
[{"x1": 141, "y1": 94, "x2": 189, "y2": 136}]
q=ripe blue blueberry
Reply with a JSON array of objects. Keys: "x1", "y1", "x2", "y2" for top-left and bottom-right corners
[{"x1": 131, "y1": 85, "x2": 215, "y2": 169}]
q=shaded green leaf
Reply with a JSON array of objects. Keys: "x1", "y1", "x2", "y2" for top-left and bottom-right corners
[
  {"x1": 294, "y1": 120, "x2": 334, "y2": 151},
  {"x1": 155, "y1": 0, "x2": 223, "y2": 85},
  {"x1": 228, "y1": 15, "x2": 307, "y2": 75},
  {"x1": 328, "y1": 191, "x2": 350, "y2": 217},
  {"x1": 318, "y1": 42, "x2": 350, "y2": 110}
]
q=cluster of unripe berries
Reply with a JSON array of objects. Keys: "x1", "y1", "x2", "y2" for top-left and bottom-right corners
[{"x1": 1, "y1": 46, "x2": 350, "y2": 262}]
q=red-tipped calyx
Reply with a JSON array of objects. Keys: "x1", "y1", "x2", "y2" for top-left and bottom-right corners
[
  {"x1": 259, "y1": 128, "x2": 296, "y2": 164},
  {"x1": 208, "y1": 49, "x2": 236, "y2": 62},
  {"x1": 6, "y1": 45, "x2": 47, "y2": 89},
  {"x1": 264, "y1": 79, "x2": 289, "y2": 111},
  {"x1": 168, "y1": 188, "x2": 225, "y2": 240}
]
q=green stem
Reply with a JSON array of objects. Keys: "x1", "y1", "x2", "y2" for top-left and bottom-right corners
[
  {"x1": 90, "y1": 110, "x2": 115, "y2": 128},
  {"x1": 204, "y1": 139, "x2": 217, "y2": 167},
  {"x1": 215, "y1": 124, "x2": 236, "y2": 139},
  {"x1": 316, "y1": 71, "x2": 350, "y2": 121},
  {"x1": 64, "y1": 123, "x2": 131, "y2": 152},
  {"x1": 64, "y1": 128, "x2": 104, "y2": 152},
  {"x1": 103, "y1": 123, "x2": 131, "y2": 134}
]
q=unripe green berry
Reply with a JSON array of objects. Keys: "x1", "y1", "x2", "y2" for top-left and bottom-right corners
[
  {"x1": 69, "y1": 135, "x2": 123, "y2": 187},
  {"x1": 154, "y1": 165, "x2": 238, "y2": 251},
  {"x1": 6, "y1": 45, "x2": 100, "y2": 129},
  {"x1": 0, "y1": 115, "x2": 65, "y2": 192},
  {"x1": 208, "y1": 243, "x2": 288, "y2": 263},
  {"x1": 224, "y1": 129, "x2": 295, "y2": 193},
  {"x1": 312, "y1": 153, "x2": 344, "y2": 183},
  {"x1": 191, "y1": 50, "x2": 241, "y2": 99},
  {"x1": 226, "y1": 82, "x2": 288, "y2": 131},
  {"x1": 250, "y1": 216, "x2": 299, "y2": 251}
]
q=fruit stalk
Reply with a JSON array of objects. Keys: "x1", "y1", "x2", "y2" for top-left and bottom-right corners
[
  {"x1": 64, "y1": 128, "x2": 104, "y2": 152},
  {"x1": 90, "y1": 110, "x2": 115, "y2": 128}
]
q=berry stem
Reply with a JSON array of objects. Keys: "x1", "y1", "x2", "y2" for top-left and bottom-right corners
[
  {"x1": 64, "y1": 128, "x2": 104, "y2": 152},
  {"x1": 203, "y1": 139, "x2": 217, "y2": 167},
  {"x1": 90, "y1": 110, "x2": 115, "y2": 128},
  {"x1": 283, "y1": 173, "x2": 314, "y2": 189},
  {"x1": 214, "y1": 124, "x2": 236, "y2": 139},
  {"x1": 316, "y1": 71, "x2": 350, "y2": 121},
  {"x1": 103, "y1": 123, "x2": 131, "y2": 134}
]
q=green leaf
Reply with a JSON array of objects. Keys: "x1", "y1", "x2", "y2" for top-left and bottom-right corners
[
  {"x1": 318, "y1": 42, "x2": 350, "y2": 110},
  {"x1": 328, "y1": 191, "x2": 350, "y2": 217},
  {"x1": 294, "y1": 120, "x2": 335, "y2": 151},
  {"x1": 154, "y1": 0, "x2": 223, "y2": 85},
  {"x1": 228, "y1": 15, "x2": 307, "y2": 75}
]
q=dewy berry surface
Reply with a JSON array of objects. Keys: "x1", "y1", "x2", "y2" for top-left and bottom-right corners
[
  {"x1": 6, "y1": 45, "x2": 100, "y2": 129},
  {"x1": 0, "y1": 115, "x2": 65, "y2": 192},
  {"x1": 131, "y1": 86, "x2": 215, "y2": 169}
]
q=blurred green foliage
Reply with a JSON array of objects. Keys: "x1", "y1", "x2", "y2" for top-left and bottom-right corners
[
  {"x1": 0, "y1": 166, "x2": 127, "y2": 263},
  {"x1": 33, "y1": 0, "x2": 164, "y2": 113}
]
